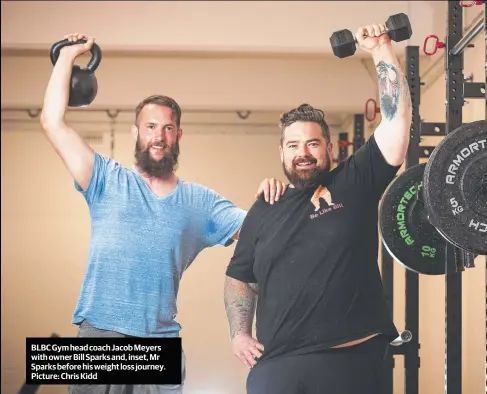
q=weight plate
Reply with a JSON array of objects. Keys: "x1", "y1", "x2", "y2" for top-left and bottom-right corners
[
  {"x1": 379, "y1": 163, "x2": 452, "y2": 275},
  {"x1": 423, "y1": 120, "x2": 487, "y2": 255}
]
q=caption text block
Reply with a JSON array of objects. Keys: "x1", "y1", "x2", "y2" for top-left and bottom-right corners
[{"x1": 26, "y1": 337, "x2": 182, "y2": 385}]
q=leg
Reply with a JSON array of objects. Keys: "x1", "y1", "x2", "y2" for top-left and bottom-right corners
[
  {"x1": 310, "y1": 195, "x2": 321, "y2": 211},
  {"x1": 68, "y1": 321, "x2": 186, "y2": 394},
  {"x1": 246, "y1": 356, "x2": 307, "y2": 394},
  {"x1": 322, "y1": 188, "x2": 334, "y2": 206},
  {"x1": 247, "y1": 335, "x2": 389, "y2": 394},
  {"x1": 68, "y1": 321, "x2": 129, "y2": 394},
  {"x1": 306, "y1": 334, "x2": 389, "y2": 394}
]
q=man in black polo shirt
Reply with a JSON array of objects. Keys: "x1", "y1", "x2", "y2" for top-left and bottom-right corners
[{"x1": 224, "y1": 22, "x2": 412, "y2": 394}]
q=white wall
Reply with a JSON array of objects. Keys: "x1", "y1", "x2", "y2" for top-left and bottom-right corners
[
  {"x1": 1, "y1": 1, "x2": 436, "y2": 57},
  {"x1": 0, "y1": 54, "x2": 378, "y2": 115}
]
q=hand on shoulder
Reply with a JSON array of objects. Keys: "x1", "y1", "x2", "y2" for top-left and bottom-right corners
[{"x1": 255, "y1": 178, "x2": 288, "y2": 204}]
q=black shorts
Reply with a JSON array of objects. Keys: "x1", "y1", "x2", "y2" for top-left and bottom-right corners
[{"x1": 246, "y1": 334, "x2": 390, "y2": 394}]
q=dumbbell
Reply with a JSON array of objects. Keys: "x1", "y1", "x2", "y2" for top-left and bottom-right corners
[{"x1": 330, "y1": 13, "x2": 412, "y2": 58}]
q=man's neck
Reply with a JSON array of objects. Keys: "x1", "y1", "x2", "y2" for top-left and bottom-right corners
[{"x1": 136, "y1": 167, "x2": 179, "y2": 196}]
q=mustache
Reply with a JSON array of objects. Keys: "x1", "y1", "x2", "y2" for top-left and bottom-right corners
[
  {"x1": 148, "y1": 141, "x2": 169, "y2": 149},
  {"x1": 293, "y1": 156, "x2": 317, "y2": 165}
]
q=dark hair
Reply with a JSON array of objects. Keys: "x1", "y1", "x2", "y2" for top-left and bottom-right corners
[
  {"x1": 135, "y1": 95, "x2": 182, "y2": 128},
  {"x1": 279, "y1": 104, "x2": 330, "y2": 145}
]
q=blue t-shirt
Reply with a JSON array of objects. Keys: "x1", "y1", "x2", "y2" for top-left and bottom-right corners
[{"x1": 72, "y1": 153, "x2": 247, "y2": 337}]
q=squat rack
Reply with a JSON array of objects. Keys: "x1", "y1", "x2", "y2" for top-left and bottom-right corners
[{"x1": 379, "y1": 2, "x2": 486, "y2": 394}]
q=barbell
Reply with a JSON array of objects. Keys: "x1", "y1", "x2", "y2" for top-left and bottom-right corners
[{"x1": 379, "y1": 120, "x2": 486, "y2": 275}]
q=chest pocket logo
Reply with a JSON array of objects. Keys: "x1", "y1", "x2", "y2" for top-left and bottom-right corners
[{"x1": 310, "y1": 185, "x2": 335, "y2": 211}]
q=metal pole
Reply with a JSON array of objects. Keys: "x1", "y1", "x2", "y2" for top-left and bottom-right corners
[
  {"x1": 444, "y1": 2, "x2": 465, "y2": 393},
  {"x1": 352, "y1": 114, "x2": 364, "y2": 153},
  {"x1": 0, "y1": 107, "x2": 260, "y2": 115},
  {"x1": 404, "y1": 45, "x2": 420, "y2": 394},
  {"x1": 449, "y1": 17, "x2": 484, "y2": 56}
]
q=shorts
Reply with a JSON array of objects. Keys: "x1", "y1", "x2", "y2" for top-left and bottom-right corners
[
  {"x1": 246, "y1": 334, "x2": 390, "y2": 394},
  {"x1": 68, "y1": 320, "x2": 186, "y2": 394}
]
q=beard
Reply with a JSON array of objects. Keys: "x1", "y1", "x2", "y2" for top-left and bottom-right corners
[
  {"x1": 282, "y1": 155, "x2": 331, "y2": 189},
  {"x1": 134, "y1": 137, "x2": 180, "y2": 179}
]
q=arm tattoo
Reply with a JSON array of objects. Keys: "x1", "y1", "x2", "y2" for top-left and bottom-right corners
[
  {"x1": 401, "y1": 73, "x2": 412, "y2": 108},
  {"x1": 376, "y1": 61, "x2": 401, "y2": 121},
  {"x1": 224, "y1": 277, "x2": 258, "y2": 339}
]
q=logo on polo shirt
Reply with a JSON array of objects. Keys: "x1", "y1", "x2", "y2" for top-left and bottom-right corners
[{"x1": 309, "y1": 185, "x2": 343, "y2": 219}]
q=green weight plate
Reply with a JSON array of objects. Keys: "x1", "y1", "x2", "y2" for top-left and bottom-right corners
[{"x1": 380, "y1": 163, "x2": 453, "y2": 275}]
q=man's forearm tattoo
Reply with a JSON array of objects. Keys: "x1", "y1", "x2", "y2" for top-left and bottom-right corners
[
  {"x1": 224, "y1": 278, "x2": 258, "y2": 339},
  {"x1": 376, "y1": 61, "x2": 401, "y2": 121}
]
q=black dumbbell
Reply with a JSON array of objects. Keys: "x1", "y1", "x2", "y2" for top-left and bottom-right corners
[{"x1": 330, "y1": 13, "x2": 412, "y2": 59}]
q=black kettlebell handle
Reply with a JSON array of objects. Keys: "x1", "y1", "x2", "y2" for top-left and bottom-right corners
[{"x1": 50, "y1": 39, "x2": 102, "y2": 72}]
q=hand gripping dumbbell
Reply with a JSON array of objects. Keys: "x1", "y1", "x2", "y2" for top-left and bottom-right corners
[{"x1": 330, "y1": 13, "x2": 412, "y2": 58}]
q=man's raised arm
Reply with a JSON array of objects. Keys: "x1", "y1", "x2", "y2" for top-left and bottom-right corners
[
  {"x1": 358, "y1": 24, "x2": 412, "y2": 166},
  {"x1": 40, "y1": 33, "x2": 97, "y2": 191}
]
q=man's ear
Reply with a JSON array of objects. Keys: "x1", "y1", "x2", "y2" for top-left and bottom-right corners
[
  {"x1": 279, "y1": 145, "x2": 284, "y2": 163},
  {"x1": 178, "y1": 128, "x2": 183, "y2": 140},
  {"x1": 131, "y1": 125, "x2": 138, "y2": 141},
  {"x1": 327, "y1": 142, "x2": 333, "y2": 157}
]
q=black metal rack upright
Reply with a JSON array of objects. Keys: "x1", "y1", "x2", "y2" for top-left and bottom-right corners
[
  {"x1": 335, "y1": 114, "x2": 365, "y2": 164},
  {"x1": 353, "y1": 114, "x2": 365, "y2": 153},
  {"x1": 380, "y1": 2, "x2": 486, "y2": 393},
  {"x1": 337, "y1": 132, "x2": 350, "y2": 163},
  {"x1": 443, "y1": 2, "x2": 486, "y2": 393},
  {"x1": 444, "y1": 3, "x2": 465, "y2": 393},
  {"x1": 404, "y1": 46, "x2": 421, "y2": 394},
  {"x1": 381, "y1": 227, "x2": 395, "y2": 394}
]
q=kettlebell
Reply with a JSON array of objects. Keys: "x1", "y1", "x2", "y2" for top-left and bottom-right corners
[{"x1": 50, "y1": 39, "x2": 102, "y2": 107}]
